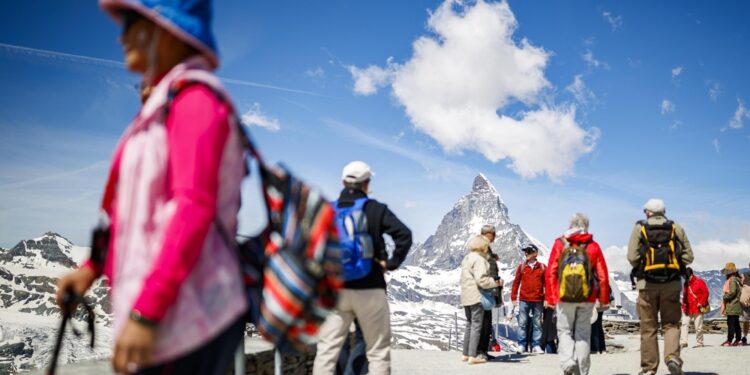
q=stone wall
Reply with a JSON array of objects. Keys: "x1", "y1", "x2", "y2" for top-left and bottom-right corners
[
  {"x1": 235, "y1": 349, "x2": 315, "y2": 375},
  {"x1": 604, "y1": 319, "x2": 728, "y2": 335}
]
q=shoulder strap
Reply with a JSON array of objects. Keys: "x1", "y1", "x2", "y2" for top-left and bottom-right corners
[{"x1": 352, "y1": 197, "x2": 369, "y2": 210}]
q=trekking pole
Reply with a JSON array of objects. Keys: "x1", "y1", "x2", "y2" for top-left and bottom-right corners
[
  {"x1": 274, "y1": 348, "x2": 282, "y2": 375},
  {"x1": 47, "y1": 302, "x2": 70, "y2": 375},
  {"x1": 234, "y1": 336, "x2": 245, "y2": 374}
]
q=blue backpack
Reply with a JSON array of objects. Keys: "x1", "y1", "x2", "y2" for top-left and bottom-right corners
[{"x1": 333, "y1": 197, "x2": 375, "y2": 281}]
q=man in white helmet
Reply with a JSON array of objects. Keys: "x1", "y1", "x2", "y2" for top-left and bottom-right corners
[
  {"x1": 313, "y1": 161, "x2": 413, "y2": 375},
  {"x1": 627, "y1": 199, "x2": 694, "y2": 375}
]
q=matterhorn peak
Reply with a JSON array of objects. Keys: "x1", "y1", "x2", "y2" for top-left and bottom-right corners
[{"x1": 472, "y1": 173, "x2": 497, "y2": 193}]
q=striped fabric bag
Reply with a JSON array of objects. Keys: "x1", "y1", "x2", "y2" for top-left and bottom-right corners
[
  {"x1": 254, "y1": 164, "x2": 343, "y2": 351},
  {"x1": 167, "y1": 79, "x2": 343, "y2": 352}
]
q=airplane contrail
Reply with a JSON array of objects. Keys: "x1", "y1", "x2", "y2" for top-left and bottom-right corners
[{"x1": 0, "y1": 42, "x2": 325, "y2": 96}]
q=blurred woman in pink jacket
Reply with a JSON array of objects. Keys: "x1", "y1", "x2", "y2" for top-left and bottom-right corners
[{"x1": 56, "y1": 1, "x2": 246, "y2": 373}]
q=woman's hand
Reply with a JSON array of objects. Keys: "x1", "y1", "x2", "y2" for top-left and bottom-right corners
[
  {"x1": 55, "y1": 267, "x2": 97, "y2": 310},
  {"x1": 112, "y1": 319, "x2": 157, "y2": 374}
]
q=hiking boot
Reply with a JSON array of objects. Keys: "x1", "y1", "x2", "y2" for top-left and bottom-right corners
[
  {"x1": 679, "y1": 343, "x2": 688, "y2": 349},
  {"x1": 666, "y1": 357, "x2": 684, "y2": 375},
  {"x1": 461, "y1": 355, "x2": 469, "y2": 362},
  {"x1": 721, "y1": 340, "x2": 733, "y2": 347},
  {"x1": 637, "y1": 371, "x2": 656, "y2": 375},
  {"x1": 531, "y1": 346, "x2": 545, "y2": 354},
  {"x1": 732, "y1": 340, "x2": 742, "y2": 346},
  {"x1": 563, "y1": 364, "x2": 579, "y2": 375},
  {"x1": 467, "y1": 356, "x2": 487, "y2": 365},
  {"x1": 476, "y1": 353, "x2": 489, "y2": 361},
  {"x1": 742, "y1": 336, "x2": 747, "y2": 345},
  {"x1": 693, "y1": 343, "x2": 704, "y2": 348}
]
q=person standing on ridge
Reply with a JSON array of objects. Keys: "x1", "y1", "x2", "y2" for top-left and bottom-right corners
[
  {"x1": 460, "y1": 234, "x2": 503, "y2": 365},
  {"x1": 720, "y1": 262, "x2": 743, "y2": 346},
  {"x1": 313, "y1": 161, "x2": 413, "y2": 375},
  {"x1": 56, "y1": 1, "x2": 248, "y2": 373},
  {"x1": 628, "y1": 199, "x2": 694, "y2": 375},
  {"x1": 680, "y1": 267, "x2": 709, "y2": 348},
  {"x1": 511, "y1": 244, "x2": 546, "y2": 354},
  {"x1": 477, "y1": 225, "x2": 502, "y2": 360},
  {"x1": 546, "y1": 213, "x2": 610, "y2": 375}
]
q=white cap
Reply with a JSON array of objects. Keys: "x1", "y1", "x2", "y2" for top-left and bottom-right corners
[
  {"x1": 342, "y1": 161, "x2": 374, "y2": 183},
  {"x1": 643, "y1": 198, "x2": 666, "y2": 214}
]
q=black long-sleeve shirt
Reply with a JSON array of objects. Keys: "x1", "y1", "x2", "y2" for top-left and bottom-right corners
[{"x1": 336, "y1": 188, "x2": 413, "y2": 289}]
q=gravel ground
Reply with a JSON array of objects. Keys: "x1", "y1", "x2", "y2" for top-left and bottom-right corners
[{"x1": 392, "y1": 334, "x2": 749, "y2": 375}]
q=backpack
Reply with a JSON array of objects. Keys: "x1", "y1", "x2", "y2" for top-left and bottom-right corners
[
  {"x1": 557, "y1": 238, "x2": 593, "y2": 303},
  {"x1": 333, "y1": 197, "x2": 375, "y2": 281},
  {"x1": 740, "y1": 283, "x2": 750, "y2": 308},
  {"x1": 167, "y1": 79, "x2": 343, "y2": 352},
  {"x1": 637, "y1": 220, "x2": 683, "y2": 283}
]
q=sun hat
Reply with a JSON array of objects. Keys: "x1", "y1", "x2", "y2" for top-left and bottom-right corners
[
  {"x1": 100, "y1": 0, "x2": 219, "y2": 69},
  {"x1": 722, "y1": 262, "x2": 738, "y2": 275}
]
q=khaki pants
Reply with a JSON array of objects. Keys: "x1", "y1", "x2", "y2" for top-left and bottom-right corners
[
  {"x1": 680, "y1": 313, "x2": 704, "y2": 346},
  {"x1": 313, "y1": 289, "x2": 391, "y2": 375},
  {"x1": 637, "y1": 288, "x2": 682, "y2": 373}
]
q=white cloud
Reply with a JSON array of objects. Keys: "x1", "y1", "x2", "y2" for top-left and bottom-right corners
[
  {"x1": 602, "y1": 11, "x2": 623, "y2": 31},
  {"x1": 728, "y1": 98, "x2": 750, "y2": 130},
  {"x1": 241, "y1": 103, "x2": 281, "y2": 132},
  {"x1": 670, "y1": 120, "x2": 681, "y2": 131},
  {"x1": 305, "y1": 66, "x2": 325, "y2": 78},
  {"x1": 707, "y1": 81, "x2": 722, "y2": 102},
  {"x1": 691, "y1": 239, "x2": 750, "y2": 272},
  {"x1": 565, "y1": 74, "x2": 595, "y2": 107},
  {"x1": 602, "y1": 245, "x2": 632, "y2": 274},
  {"x1": 347, "y1": 57, "x2": 399, "y2": 96},
  {"x1": 713, "y1": 138, "x2": 720, "y2": 153},
  {"x1": 661, "y1": 99, "x2": 675, "y2": 114},
  {"x1": 404, "y1": 201, "x2": 418, "y2": 209},
  {"x1": 582, "y1": 49, "x2": 608, "y2": 69},
  {"x1": 348, "y1": 0, "x2": 597, "y2": 180},
  {"x1": 671, "y1": 65, "x2": 683, "y2": 79}
]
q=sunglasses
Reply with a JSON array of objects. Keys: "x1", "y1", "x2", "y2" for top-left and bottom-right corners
[{"x1": 120, "y1": 10, "x2": 143, "y2": 36}]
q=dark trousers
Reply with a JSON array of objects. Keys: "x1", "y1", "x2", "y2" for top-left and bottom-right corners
[
  {"x1": 591, "y1": 311, "x2": 606, "y2": 353},
  {"x1": 728, "y1": 315, "x2": 742, "y2": 342},
  {"x1": 477, "y1": 310, "x2": 492, "y2": 355},
  {"x1": 137, "y1": 317, "x2": 244, "y2": 375},
  {"x1": 336, "y1": 320, "x2": 369, "y2": 375}
]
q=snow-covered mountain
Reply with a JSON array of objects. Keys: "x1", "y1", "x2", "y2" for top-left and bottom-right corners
[
  {"x1": 404, "y1": 174, "x2": 548, "y2": 271},
  {"x1": 0, "y1": 233, "x2": 112, "y2": 373},
  {"x1": 389, "y1": 174, "x2": 549, "y2": 350}
]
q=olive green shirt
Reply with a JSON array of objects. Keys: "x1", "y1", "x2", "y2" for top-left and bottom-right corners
[
  {"x1": 723, "y1": 275, "x2": 743, "y2": 316},
  {"x1": 627, "y1": 214, "x2": 694, "y2": 290}
]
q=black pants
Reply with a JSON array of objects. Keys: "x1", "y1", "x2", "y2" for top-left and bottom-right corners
[
  {"x1": 591, "y1": 311, "x2": 606, "y2": 353},
  {"x1": 728, "y1": 315, "x2": 742, "y2": 342},
  {"x1": 478, "y1": 310, "x2": 492, "y2": 355},
  {"x1": 137, "y1": 317, "x2": 244, "y2": 375}
]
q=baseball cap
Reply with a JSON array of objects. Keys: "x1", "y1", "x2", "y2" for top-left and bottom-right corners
[{"x1": 341, "y1": 161, "x2": 374, "y2": 183}]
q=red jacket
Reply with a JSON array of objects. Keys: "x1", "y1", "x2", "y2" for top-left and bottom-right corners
[
  {"x1": 545, "y1": 233, "x2": 609, "y2": 306},
  {"x1": 511, "y1": 261, "x2": 546, "y2": 303},
  {"x1": 682, "y1": 275, "x2": 709, "y2": 315}
]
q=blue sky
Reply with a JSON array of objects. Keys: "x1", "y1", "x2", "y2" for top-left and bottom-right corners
[{"x1": 1, "y1": 1, "x2": 749, "y2": 272}]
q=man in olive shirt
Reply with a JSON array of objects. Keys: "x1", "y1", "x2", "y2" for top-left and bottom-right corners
[{"x1": 627, "y1": 199, "x2": 694, "y2": 375}]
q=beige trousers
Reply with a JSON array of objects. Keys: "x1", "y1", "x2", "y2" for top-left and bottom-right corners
[
  {"x1": 680, "y1": 313, "x2": 704, "y2": 346},
  {"x1": 313, "y1": 289, "x2": 391, "y2": 375},
  {"x1": 637, "y1": 288, "x2": 682, "y2": 373}
]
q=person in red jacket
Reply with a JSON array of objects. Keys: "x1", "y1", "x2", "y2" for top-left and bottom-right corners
[
  {"x1": 545, "y1": 213, "x2": 609, "y2": 375},
  {"x1": 511, "y1": 244, "x2": 546, "y2": 354},
  {"x1": 680, "y1": 267, "x2": 709, "y2": 348}
]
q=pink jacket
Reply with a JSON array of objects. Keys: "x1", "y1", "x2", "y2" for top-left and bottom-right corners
[{"x1": 86, "y1": 56, "x2": 246, "y2": 362}]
